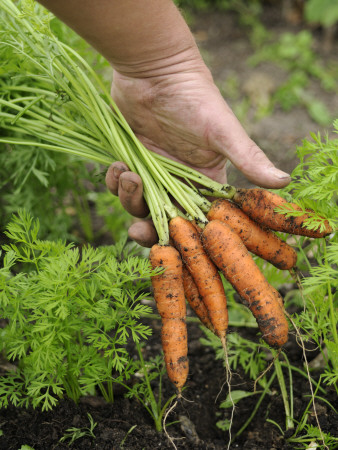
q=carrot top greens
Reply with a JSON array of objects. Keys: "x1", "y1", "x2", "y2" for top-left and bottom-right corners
[{"x1": 0, "y1": 0, "x2": 235, "y2": 245}]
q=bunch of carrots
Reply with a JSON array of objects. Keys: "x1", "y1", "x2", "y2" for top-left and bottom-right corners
[
  {"x1": 149, "y1": 189, "x2": 333, "y2": 394},
  {"x1": 0, "y1": 0, "x2": 334, "y2": 400}
]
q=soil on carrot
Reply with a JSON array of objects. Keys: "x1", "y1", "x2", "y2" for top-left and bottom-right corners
[{"x1": 1, "y1": 4, "x2": 337, "y2": 450}]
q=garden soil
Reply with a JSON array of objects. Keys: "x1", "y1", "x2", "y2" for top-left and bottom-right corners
[
  {"x1": 1, "y1": 320, "x2": 337, "y2": 450},
  {"x1": 1, "y1": 4, "x2": 337, "y2": 450}
]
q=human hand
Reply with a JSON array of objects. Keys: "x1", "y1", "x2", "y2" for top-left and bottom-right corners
[
  {"x1": 38, "y1": 0, "x2": 290, "y2": 247},
  {"x1": 106, "y1": 64, "x2": 291, "y2": 247}
]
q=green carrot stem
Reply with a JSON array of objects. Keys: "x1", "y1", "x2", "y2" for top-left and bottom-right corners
[
  {"x1": 177, "y1": 180, "x2": 212, "y2": 212},
  {"x1": 155, "y1": 154, "x2": 232, "y2": 190},
  {"x1": 2, "y1": 97, "x2": 106, "y2": 148},
  {"x1": 0, "y1": 137, "x2": 113, "y2": 166},
  {"x1": 199, "y1": 187, "x2": 237, "y2": 199},
  {"x1": 1, "y1": 0, "x2": 227, "y2": 243},
  {"x1": 0, "y1": 84, "x2": 57, "y2": 97},
  {"x1": 273, "y1": 351, "x2": 294, "y2": 430},
  {"x1": 323, "y1": 240, "x2": 338, "y2": 345},
  {"x1": 133, "y1": 142, "x2": 208, "y2": 223},
  {"x1": 0, "y1": 120, "x2": 104, "y2": 157}
]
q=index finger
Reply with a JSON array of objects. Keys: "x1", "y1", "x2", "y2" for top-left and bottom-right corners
[{"x1": 105, "y1": 161, "x2": 129, "y2": 196}]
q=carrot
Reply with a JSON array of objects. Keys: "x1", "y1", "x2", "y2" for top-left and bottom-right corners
[
  {"x1": 169, "y1": 216, "x2": 228, "y2": 342},
  {"x1": 207, "y1": 198, "x2": 297, "y2": 270},
  {"x1": 182, "y1": 265, "x2": 215, "y2": 333},
  {"x1": 149, "y1": 244, "x2": 189, "y2": 392},
  {"x1": 191, "y1": 220, "x2": 204, "y2": 235},
  {"x1": 233, "y1": 188, "x2": 332, "y2": 238},
  {"x1": 202, "y1": 220, "x2": 288, "y2": 347}
]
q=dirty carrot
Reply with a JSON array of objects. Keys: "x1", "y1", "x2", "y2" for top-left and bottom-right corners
[
  {"x1": 170, "y1": 216, "x2": 234, "y2": 431},
  {"x1": 233, "y1": 188, "x2": 332, "y2": 238},
  {"x1": 169, "y1": 216, "x2": 228, "y2": 342},
  {"x1": 182, "y1": 265, "x2": 215, "y2": 333},
  {"x1": 207, "y1": 198, "x2": 297, "y2": 270},
  {"x1": 202, "y1": 220, "x2": 289, "y2": 347},
  {"x1": 149, "y1": 244, "x2": 189, "y2": 392}
]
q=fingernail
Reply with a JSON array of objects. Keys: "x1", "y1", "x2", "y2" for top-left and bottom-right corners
[
  {"x1": 121, "y1": 179, "x2": 138, "y2": 193},
  {"x1": 271, "y1": 168, "x2": 291, "y2": 180},
  {"x1": 113, "y1": 166, "x2": 126, "y2": 179}
]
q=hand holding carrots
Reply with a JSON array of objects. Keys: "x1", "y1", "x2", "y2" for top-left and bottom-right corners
[{"x1": 106, "y1": 68, "x2": 291, "y2": 247}]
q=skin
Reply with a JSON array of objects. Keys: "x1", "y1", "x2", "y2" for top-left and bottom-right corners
[{"x1": 39, "y1": 0, "x2": 292, "y2": 247}]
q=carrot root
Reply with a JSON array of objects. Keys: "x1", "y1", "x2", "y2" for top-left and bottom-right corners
[
  {"x1": 202, "y1": 220, "x2": 289, "y2": 348},
  {"x1": 149, "y1": 244, "x2": 189, "y2": 391},
  {"x1": 207, "y1": 198, "x2": 297, "y2": 270},
  {"x1": 234, "y1": 188, "x2": 332, "y2": 238},
  {"x1": 182, "y1": 266, "x2": 215, "y2": 333},
  {"x1": 169, "y1": 216, "x2": 228, "y2": 340}
]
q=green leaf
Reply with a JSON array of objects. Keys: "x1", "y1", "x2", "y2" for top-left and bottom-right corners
[
  {"x1": 325, "y1": 340, "x2": 338, "y2": 371},
  {"x1": 220, "y1": 390, "x2": 261, "y2": 409},
  {"x1": 0, "y1": 209, "x2": 154, "y2": 410},
  {"x1": 305, "y1": 0, "x2": 338, "y2": 27}
]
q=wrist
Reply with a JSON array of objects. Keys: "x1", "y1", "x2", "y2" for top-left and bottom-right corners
[{"x1": 112, "y1": 43, "x2": 209, "y2": 79}]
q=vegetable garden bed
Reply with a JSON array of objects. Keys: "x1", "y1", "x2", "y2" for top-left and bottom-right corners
[
  {"x1": 0, "y1": 2, "x2": 337, "y2": 449},
  {"x1": 0, "y1": 319, "x2": 337, "y2": 449}
]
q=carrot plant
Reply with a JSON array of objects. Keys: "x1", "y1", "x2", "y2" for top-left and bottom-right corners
[
  {"x1": 278, "y1": 123, "x2": 338, "y2": 376},
  {"x1": 0, "y1": 210, "x2": 155, "y2": 410},
  {"x1": 113, "y1": 351, "x2": 177, "y2": 433}
]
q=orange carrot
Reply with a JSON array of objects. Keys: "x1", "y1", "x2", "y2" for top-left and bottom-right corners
[
  {"x1": 191, "y1": 220, "x2": 203, "y2": 235},
  {"x1": 234, "y1": 188, "x2": 332, "y2": 238},
  {"x1": 169, "y1": 216, "x2": 228, "y2": 342},
  {"x1": 202, "y1": 220, "x2": 288, "y2": 347},
  {"x1": 149, "y1": 244, "x2": 189, "y2": 391},
  {"x1": 182, "y1": 265, "x2": 215, "y2": 333},
  {"x1": 207, "y1": 198, "x2": 297, "y2": 270}
]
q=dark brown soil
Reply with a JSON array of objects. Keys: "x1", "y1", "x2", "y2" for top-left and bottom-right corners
[
  {"x1": 1, "y1": 318, "x2": 337, "y2": 450},
  {"x1": 1, "y1": 3, "x2": 337, "y2": 450}
]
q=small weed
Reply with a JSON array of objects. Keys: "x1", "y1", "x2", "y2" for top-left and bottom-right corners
[
  {"x1": 59, "y1": 413, "x2": 97, "y2": 445},
  {"x1": 120, "y1": 425, "x2": 137, "y2": 448}
]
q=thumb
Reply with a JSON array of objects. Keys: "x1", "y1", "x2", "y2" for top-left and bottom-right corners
[
  {"x1": 227, "y1": 137, "x2": 291, "y2": 189},
  {"x1": 212, "y1": 108, "x2": 291, "y2": 189}
]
